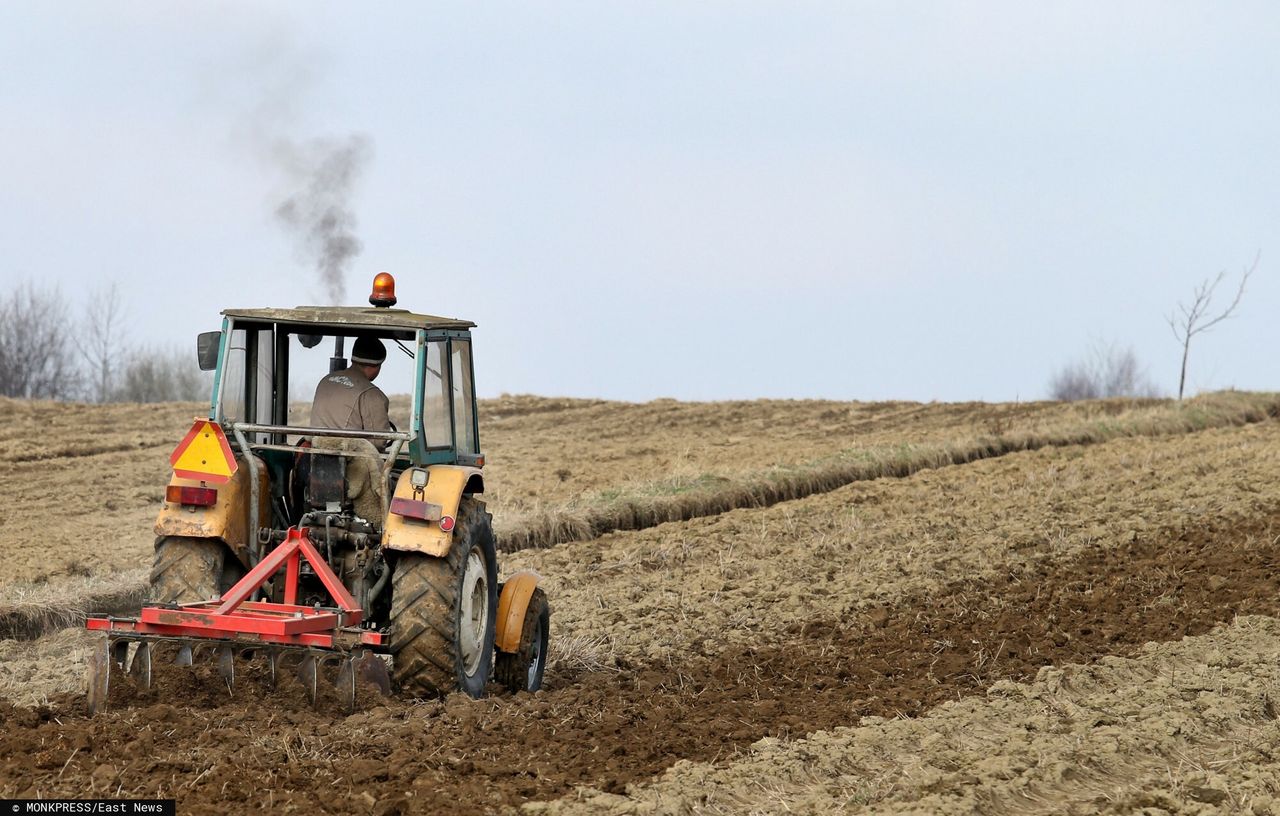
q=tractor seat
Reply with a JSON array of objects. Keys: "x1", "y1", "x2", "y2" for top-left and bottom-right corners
[{"x1": 303, "y1": 449, "x2": 348, "y2": 511}]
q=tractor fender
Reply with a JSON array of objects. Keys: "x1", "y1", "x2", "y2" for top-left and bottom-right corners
[
  {"x1": 154, "y1": 455, "x2": 268, "y2": 568},
  {"x1": 382, "y1": 464, "x2": 484, "y2": 557},
  {"x1": 495, "y1": 572, "x2": 540, "y2": 654}
]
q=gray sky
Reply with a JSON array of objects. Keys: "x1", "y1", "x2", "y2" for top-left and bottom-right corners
[{"x1": 3, "y1": 2, "x2": 1277, "y2": 401}]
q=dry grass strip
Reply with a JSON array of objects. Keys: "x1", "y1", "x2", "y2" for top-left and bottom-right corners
[
  {"x1": 495, "y1": 391, "x2": 1280, "y2": 551},
  {"x1": 0, "y1": 569, "x2": 148, "y2": 641}
]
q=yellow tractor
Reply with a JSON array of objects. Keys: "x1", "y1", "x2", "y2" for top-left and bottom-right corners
[{"x1": 87, "y1": 273, "x2": 549, "y2": 710}]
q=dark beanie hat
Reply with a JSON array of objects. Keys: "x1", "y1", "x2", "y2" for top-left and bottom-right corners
[{"x1": 351, "y1": 336, "x2": 387, "y2": 365}]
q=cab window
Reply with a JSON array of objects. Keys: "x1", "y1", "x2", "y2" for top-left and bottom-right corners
[
  {"x1": 218, "y1": 327, "x2": 273, "y2": 439},
  {"x1": 450, "y1": 340, "x2": 477, "y2": 454},
  {"x1": 423, "y1": 340, "x2": 451, "y2": 448}
]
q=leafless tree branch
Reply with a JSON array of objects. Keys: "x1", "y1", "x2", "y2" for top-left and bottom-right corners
[
  {"x1": 0, "y1": 282, "x2": 77, "y2": 399},
  {"x1": 78, "y1": 281, "x2": 127, "y2": 402},
  {"x1": 1167, "y1": 252, "x2": 1258, "y2": 400}
]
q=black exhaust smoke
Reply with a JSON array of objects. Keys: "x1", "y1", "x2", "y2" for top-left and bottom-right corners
[{"x1": 272, "y1": 134, "x2": 372, "y2": 305}]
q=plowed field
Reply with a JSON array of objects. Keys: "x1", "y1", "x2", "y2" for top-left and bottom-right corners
[
  {"x1": 2, "y1": 395, "x2": 1280, "y2": 814},
  {"x1": 0, "y1": 391, "x2": 1271, "y2": 583}
]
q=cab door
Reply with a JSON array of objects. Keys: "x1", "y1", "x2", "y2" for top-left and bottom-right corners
[{"x1": 449, "y1": 338, "x2": 478, "y2": 456}]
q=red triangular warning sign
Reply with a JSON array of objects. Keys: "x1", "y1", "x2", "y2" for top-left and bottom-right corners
[{"x1": 170, "y1": 420, "x2": 238, "y2": 484}]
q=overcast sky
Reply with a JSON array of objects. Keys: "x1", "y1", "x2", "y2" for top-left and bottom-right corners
[{"x1": 2, "y1": 2, "x2": 1277, "y2": 401}]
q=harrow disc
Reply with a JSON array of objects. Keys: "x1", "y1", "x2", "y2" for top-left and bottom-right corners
[
  {"x1": 86, "y1": 639, "x2": 111, "y2": 716},
  {"x1": 86, "y1": 635, "x2": 392, "y2": 714}
]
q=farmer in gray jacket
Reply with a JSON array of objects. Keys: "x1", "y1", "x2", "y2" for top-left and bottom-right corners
[
  {"x1": 309, "y1": 335, "x2": 391, "y2": 522},
  {"x1": 310, "y1": 335, "x2": 391, "y2": 448}
]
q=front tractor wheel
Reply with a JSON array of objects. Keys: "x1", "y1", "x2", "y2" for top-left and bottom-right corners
[
  {"x1": 149, "y1": 536, "x2": 226, "y2": 604},
  {"x1": 495, "y1": 587, "x2": 550, "y2": 693},
  {"x1": 389, "y1": 498, "x2": 498, "y2": 698}
]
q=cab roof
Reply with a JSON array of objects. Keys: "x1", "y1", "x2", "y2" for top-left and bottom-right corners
[{"x1": 222, "y1": 306, "x2": 475, "y2": 332}]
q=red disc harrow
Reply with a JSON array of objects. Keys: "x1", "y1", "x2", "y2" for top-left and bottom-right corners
[{"x1": 86, "y1": 527, "x2": 390, "y2": 713}]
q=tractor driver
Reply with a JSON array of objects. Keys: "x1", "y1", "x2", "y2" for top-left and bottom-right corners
[
  {"x1": 310, "y1": 335, "x2": 392, "y2": 450},
  {"x1": 307, "y1": 335, "x2": 392, "y2": 523}
]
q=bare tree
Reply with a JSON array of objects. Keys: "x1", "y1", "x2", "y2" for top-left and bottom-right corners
[
  {"x1": 0, "y1": 282, "x2": 78, "y2": 399},
  {"x1": 78, "y1": 281, "x2": 126, "y2": 402},
  {"x1": 1049, "y1": 341, "x2": 1161, "y2": 402},
  {"x1": 115, "y1": 344, "x2": 212, "y2": 403},
  {"x1": 1167, "y1": 254, "x2": 1258, "y2": 400}
]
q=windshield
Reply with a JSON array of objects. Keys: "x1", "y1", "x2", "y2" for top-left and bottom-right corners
[
  {"x1": 212, "y1": 323, "x2": 478, "y2": 460},
  {"x1": 215, "y1": 324, "x2": 417, "y2": 441},
  {"x1": 288, "y1": 332, "x2": 417, "y2": 431}
]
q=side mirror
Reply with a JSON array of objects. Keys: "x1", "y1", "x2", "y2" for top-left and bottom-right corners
[{"x1": 197, "y1": 331, "x2": 221, "y2": 371}]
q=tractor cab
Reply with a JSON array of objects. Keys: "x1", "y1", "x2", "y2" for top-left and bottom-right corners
[{"x1": 197, "y1": 292, "x2": 483, "y2": 533}]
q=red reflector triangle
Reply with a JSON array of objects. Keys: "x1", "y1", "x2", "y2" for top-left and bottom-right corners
[{"x1": 170, "y1": 420, "x2": 238, "y2": 484}]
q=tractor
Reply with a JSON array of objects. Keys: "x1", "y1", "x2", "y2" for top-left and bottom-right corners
[{"x1": 86, "y1": 272, "x2": 549, "y2": 711}]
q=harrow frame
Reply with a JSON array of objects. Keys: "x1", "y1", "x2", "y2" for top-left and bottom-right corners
[{"x1": 86, "y1": 527, "x2": 389, "y2": 713}]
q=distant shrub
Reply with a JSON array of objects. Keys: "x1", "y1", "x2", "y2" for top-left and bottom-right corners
[
  {"x1": 114, "y1": 345, "x2": 212, "y2": 403},
  {"x1": 1049, "y1": 343, "x2": 1161, "y2": 401}
]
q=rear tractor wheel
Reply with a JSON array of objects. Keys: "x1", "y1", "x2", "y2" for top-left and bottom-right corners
[
  {"x1": 149, "y1": 536, "x2": 226, "y2": 604},
  {"x1": 388, "y1": 497, "x2": 498, "y2": 697}
]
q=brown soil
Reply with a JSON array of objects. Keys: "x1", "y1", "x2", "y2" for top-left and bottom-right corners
[
  {"x1": 555, "y1": 617, "x2": 1280, "y2": 815},
  {"x1": 3, "y1": 504, "x2": 1279, "y2": 813}
]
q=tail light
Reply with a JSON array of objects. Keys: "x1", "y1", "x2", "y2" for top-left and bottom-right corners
[
  {"x1": 439, "y1": 515, "x2": 455, "y2": 533},
  {"x1": 166, "y1": 485, "x2": 217, "y2": 507}
]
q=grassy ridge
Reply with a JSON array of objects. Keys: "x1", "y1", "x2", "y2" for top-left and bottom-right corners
[
  {"x1": 0, "y1": 569, "x2": 147, "y2": 640},
  {"x1": 495, "y1": 391, "x2": 1280, "y2": 551}
]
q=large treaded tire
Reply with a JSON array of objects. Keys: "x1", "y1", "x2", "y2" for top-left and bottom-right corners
[
  {"x1": 389, "y1": 497, "x2": 498, "y2": 698},
  {"x1": 495, "y1": 587, "x2": 550, "y2": 693},
  {"x1": 150, "y1": 536, "x2": 225, "y2": 604}
]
